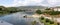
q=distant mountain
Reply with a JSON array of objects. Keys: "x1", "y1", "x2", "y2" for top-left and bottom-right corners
[
  {"x1": 50, "y1": 6, "x2": 60, "y2": 8},
  {"x1": 17, "y1": 6, "x2": 47, "y2": 9}
]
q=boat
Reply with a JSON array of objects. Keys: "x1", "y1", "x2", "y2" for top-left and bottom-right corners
[{"x1": 23, "y1": 15, "x2": 27, "y2": 18}]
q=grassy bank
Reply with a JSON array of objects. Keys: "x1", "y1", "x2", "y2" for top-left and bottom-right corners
[
  {"x1": 0, "y1": 6, "x2": 25, "y2": 15},
  {"x1": 39, "y1": 17, "x2": 58, "y2": 25}
]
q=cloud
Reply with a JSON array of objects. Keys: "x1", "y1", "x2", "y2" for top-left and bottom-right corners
[
  {"x1": 1, "y1": 0, "x2": 60, "y2": 7},
  {"x1": 46, "y1": 0, "x2": 60, "y2": 7},
  {"x1": 39, "y1": 0, "x2": 60, "y2": 7},
  {"x1": 11, "y1": 0, "x2": 44, "y2": 7}
]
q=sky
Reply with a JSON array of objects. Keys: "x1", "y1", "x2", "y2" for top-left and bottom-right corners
[{"x1": 0, "y1": 0, "x2": 60, "y2": 7}]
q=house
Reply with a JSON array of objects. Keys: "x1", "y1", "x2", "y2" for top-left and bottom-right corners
[{"x1": 50, "y1": 7, "x2": 60, "y2": 11}]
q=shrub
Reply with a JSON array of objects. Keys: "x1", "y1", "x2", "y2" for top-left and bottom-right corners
[
  {"x1": 0, "y1": 8, "x2": 2, "y2": 11},
  {"x1": 50, "y1": 21, "x2": 54, "y2": 24},
  {"x1": 57, "y1": 23, "x2": 60, "y2": 25},
  {"x1": 49, "y1": 11, "x2": 60, "y2": 15},
  {"x1": 45, "y1": 8, "x2": 51, "y2": 10},
  {"x1": 41, "y1": 17, "x2": 44, "y2": 20},
  {"x1": 32, "y1": 21, "x2": 36, "y2": 25},
  {"x1": 36, "y1": 10, "x2": 42, "y2": 14},
  {"x1": 45, "y1": 19, "x2": 50, "y2": 23}
]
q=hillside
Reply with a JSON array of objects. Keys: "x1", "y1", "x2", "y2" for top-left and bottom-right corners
[{"x1": 17, "y1": 6, "x2": 47, "y2": 9}]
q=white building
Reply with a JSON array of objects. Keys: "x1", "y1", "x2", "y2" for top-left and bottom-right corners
[{"x1": 50, "y1": 7, "x2": 60, "y2": 11}]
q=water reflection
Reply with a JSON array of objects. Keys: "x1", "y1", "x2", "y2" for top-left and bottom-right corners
[{"x1": 0, "y1": 12, "x2": 34, "y2": 25}]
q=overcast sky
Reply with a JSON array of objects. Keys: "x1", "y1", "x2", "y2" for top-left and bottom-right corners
[{"x1": 0, "y1": 0, "x2": 60, "y2": 7}]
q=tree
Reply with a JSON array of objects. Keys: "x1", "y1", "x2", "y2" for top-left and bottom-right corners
[
  {"x1": 32, "y1": 21, "x2": 36, "y2": 25},
  {"x1": 36, "y1": 10, "x2": 42, "y2": 14},
  {"x1": 40, "y1": 16, "x2": 44, "y2": 20},
  {"x1": 45, "y1": 19, "x2": 50, "y2": 23},
  {"x1": 50, "y1": 21, "x2": 54, "y2": 24},
  {"x1": 50, "y1": 11, "x2": 60, "y2": 15},
  {"x1": 45, "y1": 8, "x2": 51, "y2": 10},
  {"x1": 0, "y1": 8, "x2": 2, "y2": 10}
]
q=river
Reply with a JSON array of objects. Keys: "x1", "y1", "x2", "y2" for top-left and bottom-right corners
[{"x1": 0, "y1": 12, "x2": 35, "y2": 25}]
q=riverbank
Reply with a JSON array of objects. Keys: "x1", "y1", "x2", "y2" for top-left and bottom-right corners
[
  {"x1": 0, "y1": 12, "x2": 35, "y2": 25},
  {"x1": 32, "y1": 14, "x2": 60, "y2": 23}
]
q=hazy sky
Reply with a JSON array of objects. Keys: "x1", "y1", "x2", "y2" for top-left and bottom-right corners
[{"x1": 0, "y1": 0, "x2": 60, "y2": 7}]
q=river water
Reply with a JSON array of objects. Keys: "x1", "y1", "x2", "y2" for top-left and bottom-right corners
[{"x1": 0, "y1": 12, "x2": 35, "y2": 25}]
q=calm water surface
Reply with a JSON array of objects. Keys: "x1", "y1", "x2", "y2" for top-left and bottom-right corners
[{"x1": 0, "y1": 12, "x2": 35, "y2": 25}]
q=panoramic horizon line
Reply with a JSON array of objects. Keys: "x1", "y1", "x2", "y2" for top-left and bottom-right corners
[{"x1": 0, "y1": 0, "x2": 60, "y2": 7}]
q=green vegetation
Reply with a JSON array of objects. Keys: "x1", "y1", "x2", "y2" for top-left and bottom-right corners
[
  {"x1": 45, "y1": 8, "x2": 51, "y2": 10},
  {"x1": 45, "y1": 19, "x2": 50, "y2": 23},
  {"x1": 44, "y1": 11, "x2": 60, "y2": 15},
  {"x1": 50, "y1": 11, "x2": 60, "y2": 15},
  {"x1": 36, "y1": 8, "x2": 60, "y2": 15},
  {"x1": 0, "y1": 6, "x2": 25, "y2": 15},
  {"x1": 36, "y1": 8, "x2": 60, "y2": 25},
  {"x1": 36, "y1": 10, "x2": 42, "y2": 14},
  {"x1": 50, "y1": 21, "x2": 54, "y2": 24},
  {"x1": 39, "y1": 17, "x2": 57, "y2": 25},
  {"x1": 45, "y1": 8, "x2": 60, "y2": 15},
  {"x1": 40, "y1": 16, "x2": 44, "y2": 20},
  {"x1": 39, "y1": 16, "x2": 45, "y2": 23},
  {"x1": 31, "y1": 21, "x2": 37, "y2": 25}
]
